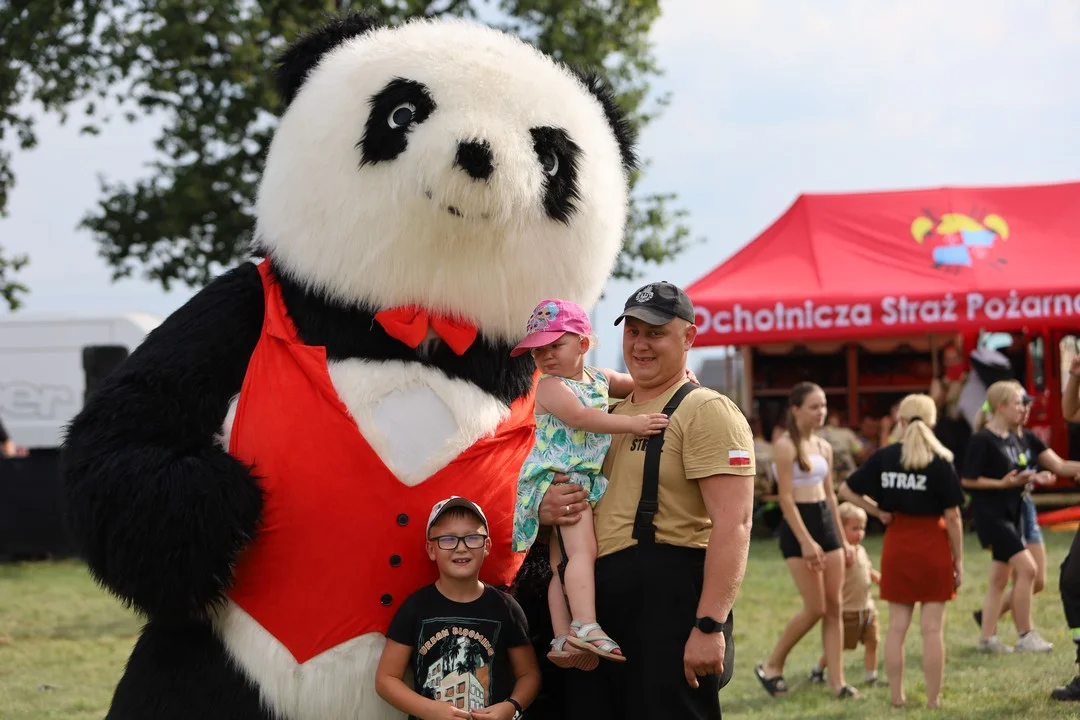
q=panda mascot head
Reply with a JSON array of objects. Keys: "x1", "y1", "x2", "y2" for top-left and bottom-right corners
[
  {"x1": 60, "y1": 11, "x2": 635, "y2": 720},
  {"x1": 258, "y1": 12, "x2": 635, "y2": 343}
]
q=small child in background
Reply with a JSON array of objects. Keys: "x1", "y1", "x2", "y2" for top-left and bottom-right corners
[
  {"x1": 510, "y1": 298, "x2": 669, "y2": 669},
  {"x1": 810, "y1": 502, "x2": 883, "y2": 687}
]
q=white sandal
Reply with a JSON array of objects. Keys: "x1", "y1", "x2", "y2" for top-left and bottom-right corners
[
  {"x1": 547, "y1": 634, "x2": 599, "y2": 671},
  {"x1": 565, "y1": 620, "x2": 626, "y2": 662}
]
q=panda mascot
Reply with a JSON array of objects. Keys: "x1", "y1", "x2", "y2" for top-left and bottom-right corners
[{"x1": 60, "y1": 10, "x2": 635, "y2": 720}]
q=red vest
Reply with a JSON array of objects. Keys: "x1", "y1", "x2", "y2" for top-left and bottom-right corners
[{"x1": 226, "y1": 261, "x2": 533, "y2": 663}]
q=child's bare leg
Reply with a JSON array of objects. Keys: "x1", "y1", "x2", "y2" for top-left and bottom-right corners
[
  {"x1": 559, "y1": 506, "x2": 617, "y2": 650},
  {"x1": 865, "y1": 637, "x2": 879, "y2": 679},
  {"x1": 547, "y1": 537, "x2": 571, "y2": 639}
]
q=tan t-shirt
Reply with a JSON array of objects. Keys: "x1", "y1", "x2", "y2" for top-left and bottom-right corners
[
  {"x1": 842, "y1": 544, "x2": 875, "y2": 612},
  {"x1": 595, "y1": 380, "x2": 756, "y2": 558}
]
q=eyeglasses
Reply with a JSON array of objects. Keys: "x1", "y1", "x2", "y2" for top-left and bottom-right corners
[{"x1": 428, "y1": 534, "x2": 488, "y2": 550}]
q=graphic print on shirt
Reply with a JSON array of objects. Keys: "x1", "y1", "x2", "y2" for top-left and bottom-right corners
[
  {"x1": 881, "y1": 471, "x2": 928, "y2": 491},
  {"x1": 415, "y1": 616, "x2": 502, "y2": 712}
]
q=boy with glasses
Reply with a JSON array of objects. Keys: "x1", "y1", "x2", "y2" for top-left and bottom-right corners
[{"x1": 376, "y1": 496, "x2": 540, "y2": 720}]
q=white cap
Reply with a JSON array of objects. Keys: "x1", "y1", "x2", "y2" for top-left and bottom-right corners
[{"x1": 426, "y1": 496, "x2": 488, "y2": 535}]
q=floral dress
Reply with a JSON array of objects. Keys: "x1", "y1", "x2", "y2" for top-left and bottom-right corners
[{"x1": 512, "y1": 367, "x2": 611, "y2": 552}]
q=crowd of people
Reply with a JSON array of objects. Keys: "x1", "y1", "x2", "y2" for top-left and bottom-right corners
[
  {"x1": 367, "y1": 276, "x2": 1080, "y2": 719},
  {"x1": 752, "y1": 366, "x2": 1080, "y2": 708}
]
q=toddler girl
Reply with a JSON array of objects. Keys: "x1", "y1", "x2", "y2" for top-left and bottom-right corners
[{"x1": 510, "y1": 298, "x2": 669, "y2": 669}]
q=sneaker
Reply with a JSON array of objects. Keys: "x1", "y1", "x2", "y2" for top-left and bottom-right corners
[
  {"x1": 1015, "y1": 630, "x2": 1054, "y2": 653},
  {"x1": 972, "y1": 609, "x2": 983, "y2": 630},
  {"x1": 808, "y1": 667, "x2": 825, "y2": 684},
  {"x1": 1051, "y1": 675, "x2": 1080, "y2": 701},
  {"x1": 977, "y1": 636, "x2": 1013, "y2": 654}
]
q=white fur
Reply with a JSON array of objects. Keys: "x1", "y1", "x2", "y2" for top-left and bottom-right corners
[
  {"x1": 215, "y1": 603, "x2": 400, "y2": 720},
  {"x1": 256, "y1": 17, "x2": 630, "y2": 343},
  {"x1": 215, "y1": 359, "x2": 508, "y2": 718}
]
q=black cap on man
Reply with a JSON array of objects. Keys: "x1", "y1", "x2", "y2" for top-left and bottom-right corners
[{"x1": 613, "y1": 281, "x2": 696, "y2": 326}]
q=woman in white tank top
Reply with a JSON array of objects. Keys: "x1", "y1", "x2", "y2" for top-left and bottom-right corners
[{"x1": 755, "y1": 382, "x2": 860, "y2": 700}]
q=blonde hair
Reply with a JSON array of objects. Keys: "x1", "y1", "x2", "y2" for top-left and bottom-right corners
[
  {"x1": 973, "y1": 380, "x2": 1025, "y2": 432},
  {"x1": 838, "y1": 502, "x2": 867, "y2": 525},
  {"x1": 897, "y1": 393, "x2": 954, "y2": 470}
]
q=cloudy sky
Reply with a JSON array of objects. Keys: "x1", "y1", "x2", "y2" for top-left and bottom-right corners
[{"x1": 2, "y1": 0, "x2": 1078, "y2": 370}]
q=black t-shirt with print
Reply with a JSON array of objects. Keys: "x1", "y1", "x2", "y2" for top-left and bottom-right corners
[
  {"x1": 845, "y1": 443, "x2": 965, "y2": 516},
  {"x1": 386, "y1": 583, "x2": 530, "y2": 718},
  {"x1": 1022, "y1": 429, "x2": 1048, "y2": 468},
  {"x1": 962, "y1": 427, "x2": 1037, "y2": 518}
]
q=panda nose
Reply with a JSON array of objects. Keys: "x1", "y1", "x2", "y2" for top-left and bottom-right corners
[{"x1": 455, "y1": 140, "x2": 494, "y2": 181}]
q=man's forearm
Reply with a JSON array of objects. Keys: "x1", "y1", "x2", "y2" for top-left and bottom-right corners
[{"x1": 696, "y1": 515, "x2": 751, "y2": 620}]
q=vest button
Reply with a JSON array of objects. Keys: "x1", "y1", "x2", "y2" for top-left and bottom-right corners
[
  {"x1": 380, "y1": 593, "x2": 393, "y2": 606},
  {"x1": 397, "y1": 513, "x2": 409, "y2": 526},
  {"x1": 390, "y1": 554, "x2": 402, "y2": 567}
]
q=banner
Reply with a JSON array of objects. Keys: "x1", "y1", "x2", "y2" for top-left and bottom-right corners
[{"x1": 694, "y1": 288, "x2": 1080, "y2": 345}]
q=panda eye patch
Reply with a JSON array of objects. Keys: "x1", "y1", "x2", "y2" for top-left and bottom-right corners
[
  {"x1": 359, "y1": 78, "x2": 436, "y2": 165},
  {"x1": 530, "y1": 126, "x2": 581, "y2": 224}
]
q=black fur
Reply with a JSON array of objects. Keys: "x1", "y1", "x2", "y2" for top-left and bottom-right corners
[
  {"x1": 566, "y1": 66, "x2": 639, "y2": 174},
  {"x1": 106, "y1": 619, "x2": 271, "y2": 720},
  {"x1": 274, "y1": 12, "x2": 384, "y2": 108},
  {"x1": 268, "y1": 264, "x2": 536, "y2": 407},
  {"x1": 530, "y1": 126, "x2": 582, "y2": 224},
  {"x1": 455, "y1": 139, "x2": 494, "y2": 181},
  {"x1": 60, "y1": 262, "x2": 266, "y2": 622},
  {"x1": 358, "y1": 78, "x2": 438, "y2": 166}
]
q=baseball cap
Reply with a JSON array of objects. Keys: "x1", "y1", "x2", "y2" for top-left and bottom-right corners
[
  {"x1": 426, "y1": 496, "x2": 488, "y2": 535},
  {"x1": 510, "y1": 298, "x2": 593, "y2": 357},
  {"x1": 614, "y1": 281, "x2": 696, "y2": 326}
]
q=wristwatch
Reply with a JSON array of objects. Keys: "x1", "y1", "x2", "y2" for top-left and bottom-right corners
[
  {"x1": 506, "y1": 697, "x2": 524, "y2": 719},
  {"x1": 695, "y1": 616, "x2": 723, "y2": 633}
]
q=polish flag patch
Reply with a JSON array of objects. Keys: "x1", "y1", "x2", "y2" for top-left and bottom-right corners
[{"x1": 728, "y1": 449, "x2": 751, "y2": 466}]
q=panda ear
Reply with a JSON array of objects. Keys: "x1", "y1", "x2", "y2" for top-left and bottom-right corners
[
  {"x1": 564, "y1": 65, "x2": 639, "y2": 174},
  {"x1": 274, "y1": 12, "x2": 385, "y2": 108}
]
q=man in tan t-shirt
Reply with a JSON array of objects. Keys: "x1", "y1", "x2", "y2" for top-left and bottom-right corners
[{"x1": 539, "y1": 281, "x2": 755, "y2": 720}]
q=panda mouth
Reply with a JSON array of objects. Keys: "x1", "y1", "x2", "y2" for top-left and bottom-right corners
[{"x1": 425, "y1": 189, "x2": 489, "y2": 220}]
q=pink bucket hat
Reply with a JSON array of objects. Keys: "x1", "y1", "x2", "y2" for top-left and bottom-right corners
[{"x1": 510, "y1": 299, "x2": 592, "y2": 357}]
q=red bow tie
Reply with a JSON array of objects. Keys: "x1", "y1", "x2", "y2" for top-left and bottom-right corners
[{"x1": 374, "y1": 306, "x2": 478, "y2": 356}]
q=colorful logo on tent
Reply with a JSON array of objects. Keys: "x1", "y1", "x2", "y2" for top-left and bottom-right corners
[{"x1": 910, "y1": 211, "x2": 1010, "y2": 271}]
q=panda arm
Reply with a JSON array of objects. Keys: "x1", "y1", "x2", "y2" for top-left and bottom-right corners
[{"x1": 60, "y1": 261, "x2": 265, "y2": 622}]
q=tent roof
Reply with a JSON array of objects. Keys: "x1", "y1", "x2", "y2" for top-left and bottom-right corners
[{"x1": 686, "y1": 180, "x2": 1080, "y2": 346}]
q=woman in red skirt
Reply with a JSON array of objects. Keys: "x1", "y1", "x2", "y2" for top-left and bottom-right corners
[{"x1": 839, "y1": 393, "x2": 964, "y2": 710}]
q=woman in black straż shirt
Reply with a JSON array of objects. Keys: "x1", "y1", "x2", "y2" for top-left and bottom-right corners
[{"x1": 840, "y1": 393, "x2": 964, "y2": 710}]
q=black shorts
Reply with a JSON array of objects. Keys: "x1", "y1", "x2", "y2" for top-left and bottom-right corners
[
  {"x1": 974, "y1": 511, "x2": 1026, "y2": 563},
  {"x1": 779, "y1": 500, "x2": 843, "y2": 559}
]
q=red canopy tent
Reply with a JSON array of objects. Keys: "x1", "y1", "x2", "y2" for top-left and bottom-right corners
[{"x1": 687, "y1": 180, "x2": 1080, "y2": 347}]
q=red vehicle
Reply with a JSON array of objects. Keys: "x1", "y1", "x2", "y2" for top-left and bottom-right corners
[{"x1": 687, "y1": 181, "x2": 1080, "y2": 488}]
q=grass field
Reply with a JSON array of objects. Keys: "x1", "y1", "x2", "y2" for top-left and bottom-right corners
[{"x1": 2, "y1": 531, "x2": 1080, "y2": 719}]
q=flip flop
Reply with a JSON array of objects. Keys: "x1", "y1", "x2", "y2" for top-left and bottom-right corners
[
  {"x1": 755, "y1": 663, "x2": 789, "y2": 697},
  {"x1": 565, "y1": 620, "x2": 627, "y2": 662},
  {"x1": 547, "y1": 635, "x2": 599, "y2": 671},
  {"x1": 836, "y1": 684, "x2": 863, "y2": 699}
]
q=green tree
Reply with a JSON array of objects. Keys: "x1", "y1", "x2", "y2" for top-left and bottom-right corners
[{"x1": 1, "y1": 0, "x2": 692, "y2": 306}]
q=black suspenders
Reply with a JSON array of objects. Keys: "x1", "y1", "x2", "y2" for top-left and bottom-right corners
[{"x1": 632, "y1": 381, "x2": 700, "y2": 545}]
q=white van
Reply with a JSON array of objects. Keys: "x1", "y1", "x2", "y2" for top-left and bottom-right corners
[{"x1": 0, "y1": 312, "x2": 162, "y2": 449}]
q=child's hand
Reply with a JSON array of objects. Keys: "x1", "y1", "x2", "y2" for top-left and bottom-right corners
[
  {"x1": 423, "y1": 700, "x2": 472, "y2": 720},
  {"x1": 629, "y1": 413, "x2": 669, "y2": 436},
  {"x1": 471, "y1": 701, "x2": 518, "y2": 720}
]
